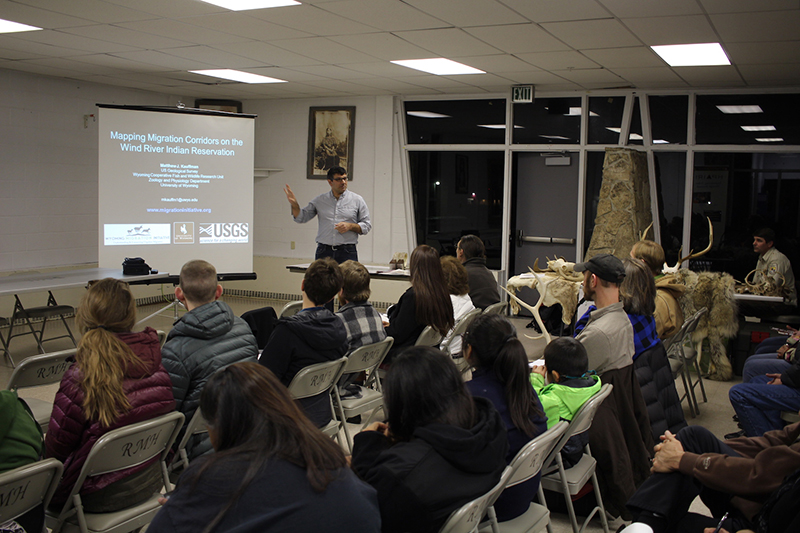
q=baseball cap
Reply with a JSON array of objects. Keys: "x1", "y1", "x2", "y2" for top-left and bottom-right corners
[{"x1": 573, "y1": 254, "x2": 626, "y2": 283}]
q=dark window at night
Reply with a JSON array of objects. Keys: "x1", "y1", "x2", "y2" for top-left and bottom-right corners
[
  {"x1": 649, "y1": 95, "x2": 688, "y2": 145},
  {"x1": 588, "y1": 96, "x2": 626, "y2": 144},
  {"x1": 512, "y1": 97, "x2": 581, "y2": 144},
  {"x1": 405, "y1": 100, "x2": 507, "y2": 144},
  {"x1": 696, "y1": 94, "x2": 800, "y2": 145}
]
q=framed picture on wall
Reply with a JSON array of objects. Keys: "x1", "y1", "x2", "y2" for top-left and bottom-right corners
[
  {"x1": 195, "y1": 99, "x2": 243, "y2": 114},
  {"x1": 307, "y1": 106, "x2": 355, "y2": 180}
]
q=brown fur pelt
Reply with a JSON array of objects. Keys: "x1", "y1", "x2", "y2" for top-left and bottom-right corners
[{"x1": 675, "y1": 270, "x2": 739, "y2": 381}]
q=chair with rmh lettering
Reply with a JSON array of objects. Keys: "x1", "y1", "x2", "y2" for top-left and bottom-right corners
[
  {"x1": 0, "y1": 458, "x2": 63, "y2": 529},
  {"x1": 287, "y1": 357, "x2": 348, "y2": 441}
]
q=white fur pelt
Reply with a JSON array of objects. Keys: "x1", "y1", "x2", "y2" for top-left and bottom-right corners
[{"x1": 675, "y1": 270, "x2": 739, "y2": 381}]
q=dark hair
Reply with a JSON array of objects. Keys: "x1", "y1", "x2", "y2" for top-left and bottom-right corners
[
  {"x1": 189, "y1": 362, "x2": 347, "y2": 533},
  {"x1": 339, "y1": 260, "x2": 371, "y2": 303},
  {"x1": 327, "y1": 166, "x2": 347, "y2": 180},
  {"x1": 458, "y1": 235, "x2": 485, "y2": 259},
  {"x1": 631, "y1": 240, "x2": 664, "y2": 275},
  {"x1": 754, "y1": 227, "x2": 776, "y2": 244},
  {"x1": 463, "y1": 314, "x2": 543, "y2": 438},
  {"x1": 410, "y1": 245, "x2": 454, "y2": 335},
  {"x1": 440, "y1": 255, "x2": 470, "y2": 296},
  {"x1": 543, "y1": 337, "x2": 589, "y2": 380},
  {"x1": 384, "y1": 346, "x2": 475, "y2": 441},
  {"x1": 620, "y1": 257, "x2": 656, "y2": 316},
  {"x1": 179, "y1": 259, "x2": 218, "y2": 305},
  {"x1": 303, "y1": 257, "x2": 343, "y2": 306}
]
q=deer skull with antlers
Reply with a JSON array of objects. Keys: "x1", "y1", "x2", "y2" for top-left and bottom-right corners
[{"x1": 662, "y1": 217, "x2": 713, "y2": 274}]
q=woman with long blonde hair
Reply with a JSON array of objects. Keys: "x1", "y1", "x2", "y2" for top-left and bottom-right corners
[{"x1": 45, "y1": 278, "x2": 175, "y2": 512}]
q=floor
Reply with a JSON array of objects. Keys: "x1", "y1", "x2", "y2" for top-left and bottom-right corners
[{"x1": 1, "y1": 296, "x2": 744, "y2": 533}]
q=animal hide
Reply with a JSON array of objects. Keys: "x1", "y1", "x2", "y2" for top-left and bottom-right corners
[
  {"x1": 675, "y1": 270, "x2": 739, "y2": 381},
  {"x1": 507, "y1": 274, "x2": 581, "y2": 324}
]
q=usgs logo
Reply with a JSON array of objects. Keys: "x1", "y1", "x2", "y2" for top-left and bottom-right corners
[{"x1": 199, "y1": 223, "x2": 249, "y2": 244}]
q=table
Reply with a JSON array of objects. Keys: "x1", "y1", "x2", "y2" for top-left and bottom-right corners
[
  {"x1": 733, "y1": 293, "x2": 784, "y2": 303},
  {"x1": 286, "y1": 263, "x2": 410, "y2": 281},
  {"x1": 0, "y1": 268, "x2": 171, "y2": 296}
]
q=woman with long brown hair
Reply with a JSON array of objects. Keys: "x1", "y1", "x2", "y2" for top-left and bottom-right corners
[
  {"x1": 148, "y1": 362, "x2": 380, "y2": 533},
  {"x1": 45, "y1": 278, "x2": 174, "y2": 511},
  {"x1": 385, "y1": 245, "x2": 454, "y2": 360}
]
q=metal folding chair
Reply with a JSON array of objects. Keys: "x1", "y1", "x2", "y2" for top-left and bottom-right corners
[
  {"x1": 0, "y1": 458, "x2": 63, "y2": 527},
  {"x1": 6, "y1": 292, "x2": 77, "y2": 364},
  {"x1": 6, "y1": 348, "x2": 76, "y2": 432},
  {"x1": 287, "y1": 357, "x2": 348, "y2": 441}
]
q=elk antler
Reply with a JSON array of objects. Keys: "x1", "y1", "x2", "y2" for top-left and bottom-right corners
[
  {"x1": 532, "y1": 258, "x2": 548, "y2": 273},
  {"x1": 639, "y1": 221, "x2": 653, "y2": 241},
  {"x1": 663, "y1": 217, "x2": 713, "y2": 272}
]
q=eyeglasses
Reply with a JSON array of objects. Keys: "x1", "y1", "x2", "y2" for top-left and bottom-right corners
[{"x1": 330, "y1": 177, "x2": 347, "y2": 183}]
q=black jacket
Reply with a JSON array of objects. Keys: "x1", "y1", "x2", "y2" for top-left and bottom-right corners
[
  {"x1": 351, "y1": 397, "x2": 508, "y2": 533},
  {"x1": 463, "y1": 257, "x2": 500, "y2": 310},
  {"x1": 259, "y1": 306, "x2": 347, "y2": 425},
  {"x1": 633, "y1": 341, "x2": 687, "y2": 442}
]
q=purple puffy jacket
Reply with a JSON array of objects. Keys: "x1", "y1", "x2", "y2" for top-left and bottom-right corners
[{"x1": 45, "y1": 327, "x2": 175, "y2": 507}]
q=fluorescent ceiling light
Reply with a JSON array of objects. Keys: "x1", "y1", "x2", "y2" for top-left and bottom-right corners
[
  {"x1": 477, "y1": 124, "x2": 522, "y2": 129},
  {"x1": 606, "y1": 127, "x2": 621, "y2": 133},
  {"x1": 653, "y1": 139, "x2": 669, "y2": 144},
  {"x1": 0, "y1": 19, "x2": 42, "y2": 33},
  {"x1": 391, "y1": 58, "x2": 485, "y2": 75},
  {"x1": 190, "y1": 69, "x2": 287, "y2": 83},
  {"x1": 406, "y1": 111, "x2": 451, "y2": 119},
  {"x1": 566, "y1": 107, "x2": 598, "y2": 117},
  {"x1": 540, "y1": 135, "x2": 571, "y2": 140},
  {"x1": 756, "y1": 138, "x2": 784, "y2": 142},
  {"x1": 198, "y1": 0, "x2": 300, "y2": 10},
  {"x1": 741, "y1": 125, "x2": 776, "y2": 131},
  {"x1": 717, "y1": 105, "x2": 763, "y2": 114},
  {"x1": 651, "y1": 43, "x2": 730, "y2": 67}
]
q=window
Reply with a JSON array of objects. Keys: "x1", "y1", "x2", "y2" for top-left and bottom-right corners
[{"x1": 405, "y1": 100, "x2": 507, "y2": 144}]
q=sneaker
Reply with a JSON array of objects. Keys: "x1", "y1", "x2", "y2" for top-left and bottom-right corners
[
  {"x1": 724, "y1": 429, "x2": 746, "y2": 440},
  {"x1": 732, "y1": 414, "x2": 739, "y2": 422}
]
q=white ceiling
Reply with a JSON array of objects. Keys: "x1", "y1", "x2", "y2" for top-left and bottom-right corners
[{"x1": 1, "y1": 0, "x2": 798, "y2": 100}]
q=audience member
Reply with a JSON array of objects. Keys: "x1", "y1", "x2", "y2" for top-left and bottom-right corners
[
  {"x1": 351, "y1": 346, "x2": 507, "y2": 533},
  {"x1": 161, "y1": 259, "x2": 258, "y2": 461},
  {"x1": 336, "y1": 260, "x2": 387, "y2": 352},
  {"x1": 627, "y1": 421, "x2": 800, "y2": 533},
  {"x1": 384, "y1": 245, "x2": 453, "y2": 361},
  {"x1": 259, "y1": 257, "x2": 347, "y2": 426},
  {"x1": 464, "y1": 314, "x2": 547, "y2": 521},
  {"x1": 45, "y1": 278, "x2": 174, "y2": 511},
  {"x1": 621, "y1": 257, "x2": 660, "y2": 360},
  {"x1": 531, "y1": 337, "x2": 600, "y2": 468},
  {"x1": 440, "y1": 255, "x2": 476, "y2": 358},
  {"x1": 0, "y1": 391, "x2": 45, "y2": 533},
  {"x1": 457, "y1": 235, "x2": 501, "y2": 309},
  {"x1": 631, "y1": 240, "x2": 686, "y2": 339},
  {"x1": 148, "y1": 362, "x2": 380, "y2": 533}
]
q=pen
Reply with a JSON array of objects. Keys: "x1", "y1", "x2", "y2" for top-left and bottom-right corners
[{"x1": 713, "y1": 511, "x2": 729, "y2": 533}]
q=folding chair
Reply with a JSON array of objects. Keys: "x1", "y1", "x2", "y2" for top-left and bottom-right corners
[
  {"x1": 45, "y1": 411, "x2": 184, "y2": 533},
  {"x1": 6, "y1": 348, "x2": 76, "y2": 433},
  {"x1": 441, "y1": 308, "x2": 482, "y2": 372},
  {"x1": 168, "y1": 408, "x2": 209, "y2": 474},
  {"x1": 482, "y1": 421, "x2": 569, "y2": 533},
  {"x1": 156, "y1": 330, "x2": 167, "y2": 348},
  {"x1": 415, "y1": 325, "x2": 444, "y2": 347},
  {"x1": 6, "y1": 292, "x2": 77, "y2": 364},
  {"x1": 331, "y1": 337, "x2": 394, "y2": 453},
  {"x1": 278, "y1": 300, "x2": 303, "y2": 319},
  {"x1": 0, "y1": 458, "x2": 63, "y2": 526},
  {"x1": 438, "y1": 466, "x2": 512, "y2": 533},
  {"x1": 287, "y1": 357, "x2": 348, "y2": 441},
  {"x1": 482, "y1": 302, "x2": 507, "y2": 316},
  {"x1": 539, "y1": 384, "x2": 614, "y2": 533},
  {"x1": 665, "y1": 307, "x2": 708, "y2": 417}
]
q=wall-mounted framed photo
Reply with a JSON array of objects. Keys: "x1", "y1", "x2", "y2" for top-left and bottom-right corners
[
  {"x1": 195, "y1": 99, "x2": 243, "y2": 114},
  {"x1": 307, "y1": 106, "x2": 355, "y2": 180}
]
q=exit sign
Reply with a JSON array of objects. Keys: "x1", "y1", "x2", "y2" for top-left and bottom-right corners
[{"x1": 512, "y1": 85, "x2": 534, "y2": 103}]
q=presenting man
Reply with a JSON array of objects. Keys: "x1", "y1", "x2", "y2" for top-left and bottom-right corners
[
  {"x1": 283, "y1": 166, "x2": 371, "y2": 263},
  {"x1": 753, "y1": 227, "x2": 796, "y2": 307}
]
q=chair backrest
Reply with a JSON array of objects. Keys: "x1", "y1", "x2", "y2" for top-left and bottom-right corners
[
  {"x1": 438, "y1": 467, "x2": 512, "y2": 533},
  {"x1": 156, "y1": 330, "x2": 167, "y2": 348},
  {"x1": 287, "y1": 357, "x2": 348, "y2": 400},
  {"x1": 0, "y1": 458, "x2": 63, "y2": 524},
  {"x1": 664, "y1": 307, "x2": 707, "y2": 352},
  {"x1": 506, "y1": 421, "x2": 569, "y2": 488},
  {"x1": 279, "y1": 300, "x2": 303, "y2": 319},
  {"x1": 6, "y1": 348, "x2": 76, "y2": 390},
  {"x1": 482, "y1": 301, "x2": 507, "y2": 316},
  {"x1": 342, "y1": 337, "x2": 394, "y2": 375},
  {"x1": 440, "y1": 308, "x2": 482, "y2": 354},
  {"x1": 415, "y1": 325, "x2": 444, "y2": 347},
  {"x1": 541, "y1": 383, "x2": 613, "y2": 473}
]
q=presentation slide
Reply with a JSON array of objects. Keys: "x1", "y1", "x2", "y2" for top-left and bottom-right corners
[{"x1": 97, "y1": 106, "x2": 255, "y2": 274}]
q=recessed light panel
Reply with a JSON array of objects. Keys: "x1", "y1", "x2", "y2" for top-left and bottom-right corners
[
  {"x1": 717, "y1": 105, "x2": 763, "y2": 114},
  {"x1": 406, "y1": 111, "x2": 451, "y2": 119},
  {"x1": 0, "y1": 19, "x2": 42, "y2": 33},
  {"x1": 741, "y1": 125, "x2": 776, "y2": 131},
  {"x1": 756, "y1": 138, "x2": 784, "y2": 142},
  {"x1": 199, "y1": 0, "x2": 300, "y2": 10},
  {"x1": 651, "y1": 43, "x2": 730, "y2": 67},
  {"x1": 190, "y1": 69, "x2": 287, "y2": 83},
  {"x1": 391, "y1": 58, "x2": 485, "y2": 75}
]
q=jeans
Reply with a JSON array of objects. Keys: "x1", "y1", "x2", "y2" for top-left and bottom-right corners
[
  {"x1": 729, "y1": 376, "x2": 800, "y2": 436},
  {"x1": 742, "y1": 352, "x2": 791, "y2": 383},
  {"x1": 755, "y1": 336, "x2": 789, "y2": 354}
]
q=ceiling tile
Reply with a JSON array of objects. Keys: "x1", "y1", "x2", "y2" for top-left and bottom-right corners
[
  {"x1": 317, "y1": 0, "x2": 448, "y2": 31},
  {"x1": 0, "y1": 35, "x2": 86, "y2": 57},
  {"x1": 394, "y1": 74, "x2": 473, "y2": 89},
  {"x1": 498, "y1": 70, "x2": 575, "y2": 85},
  {"x1": 110, "y1": 50, "x2": 209, "y2": 70},
  {"x1": 541, "y1": 19, "x2": 641, "y2": 49},
  {"x1": 404, "y1": 0, "x2": 527, "y2": 27},
  {"x1": 738, "y1": 63, "x2": 800, "y2": 84},
  {"x1": 246, "y1": 4, "x2": 376, "y2": 36},
  {"x1": 0, "y1": 1, "x2": 93, "y2": 28},
  {"x1": 100, "y1": 0, "x2": 223, "y2": 19},
  {"x1": 182, "y1": 12, "x2": 312, "y2": 41},
  {"x1": 582, "y1": 46, "x2": 663, "y2": 68},
  {"x1": 608, "y1": 66, "x2": 686, "y2": 84},
  {"x1": 597, "y1": 0, "x2": 703, "y2": 18},
  {"x1": 0, "y1": 46, "x2": 46, "y2": 61},
  {"x1": 21, "y1": 0, "x2": 155, "y2": 24},
  {"x1": 711, "y1": 11, "x2": 800, "y2": 42},
  {"x1": 498, "y1": 0, "x2": 610, "y2": 23},
  {"x1": 349, "y1": 76, "x2": 430, "y2": 92},
  {"x1": 451, "y1": 54, "x2": 541, "y2": 73},
  {"x1": 394, "y1": 28, "x2": 502, "y2": 57},
  {"x1": 515, "y1": 51, "x2": 600, "y2": 70},
  {"x1": 465, "y1": 24, "x2": 571, "y2": 54},
  {"x1": 725, "y1": 41, "x2": 800, "y2": 65},
  {"x1": 330, "y1": 33, "x2": 431, "y2": 61},
  {"x1": 157, "y1": 46, "x2": 262, "y2": 69},
  {"x1": 699, "y1": 0, "x2": 799, "y2": 14},
  {"x1": 271, "y1": 37, "x2": 378, "y2": 64},
  {"x1": 63, "y1": 52, "x2": 175, "y2": 71},
  {"x1": 342, "y1": 61, "x2": 428, "y2": 77},
  {"x1": 116, "y1": 19, "x2": 248, "y2": 46},
  {"x1": 59, "y1": 25, "x2": 190, "y2": 50},
  {"x1": 622, "y1": 15, "x2": 718, "y2": 46},
  {"x1": 281, "y1": 64, "x2": 371, "y2": 80},
  {"x1": 214, "y1": 41, "x2": 322, "y2": 67},
  {"x1": 552, "y1": 68, "x2": 627, "y2": 85},
  {"x1": 673, "y1": 65, "x2": 744, "y2": 86}
]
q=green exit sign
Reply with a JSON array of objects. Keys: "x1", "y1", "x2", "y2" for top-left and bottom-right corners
[{"x1": 512, "y1": 85, "x2": 534, "y2": 103}]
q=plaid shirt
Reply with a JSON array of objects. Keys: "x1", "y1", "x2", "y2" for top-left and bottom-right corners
[
  {"x1": 337, "y1": 301, "x2": 387, "y2": 352},
  {"x1": 575, "y1": 305, "x2": 659, "y2": 360}
]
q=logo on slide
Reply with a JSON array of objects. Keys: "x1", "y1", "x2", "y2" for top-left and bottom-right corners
[
  {"x1": 174, "y1": 222, "x2": 194, "y2": 244},
  {"x1": 104, "y1": 224, "x2": 170, "y2": 246},
  {"x1": 198, "y1": 223, "x2": 249, "y2": 244}
]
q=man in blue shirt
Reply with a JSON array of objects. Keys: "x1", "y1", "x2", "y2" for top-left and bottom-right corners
[{"x1": 283, "y1": 166, "x2": 371, "y2": 263}]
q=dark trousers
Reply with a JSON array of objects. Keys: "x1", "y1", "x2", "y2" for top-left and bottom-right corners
[
  {"x1": 627, "y1": 425, "x2": 749, "y2": 533},
  {"x1": 315, "y1": 243, "x2": 358, "y2": 311}
]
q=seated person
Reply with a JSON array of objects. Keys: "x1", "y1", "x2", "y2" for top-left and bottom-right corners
[
  {"x1": 631, "y1": 240, "x2": 686, "y2": 340},
  {"x1": 259, "y1": 258, "x2": 348, "y2": 426},
  {"x1": 440, "y1": 255, "x2": 476, "y2": 358},
  {"x1": 457, "y1": 234, "x2": 500, "y2": 309},
  {"x1": 0, "y1": 391, "x2": 45, "y2": 533},
  {"x1": 742, "y1": 328, "x2": 799, "y2": 384},
  {"x1": 531, "y1": 337, "x2": 601, "y2": 468},
  {"x1": 46, "y1": 278, "x2": 175, "y2": 512},
  {"x1": 621, "y1": 257, "x2": 660, "y2": 360},
  {"x1": 464, "y1": 314, "x2": 547, "y2": 522},
  {"x1": 351, "y1": 346, "x2": 508, "y2": 533},
  {"x1": 161, "y1": 259, "x2": 258, "y2": 462},
  {"x1": 148, "y1": 362, "x2": 380, "y2": 533},
  {"x1": 627, "y1": 421, "x2": 800, "y2": 533}
]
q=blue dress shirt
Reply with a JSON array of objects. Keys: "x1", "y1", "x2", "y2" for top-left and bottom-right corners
[{"x1": 293, "y1": 189, "x2": 371, "y2": 246}]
